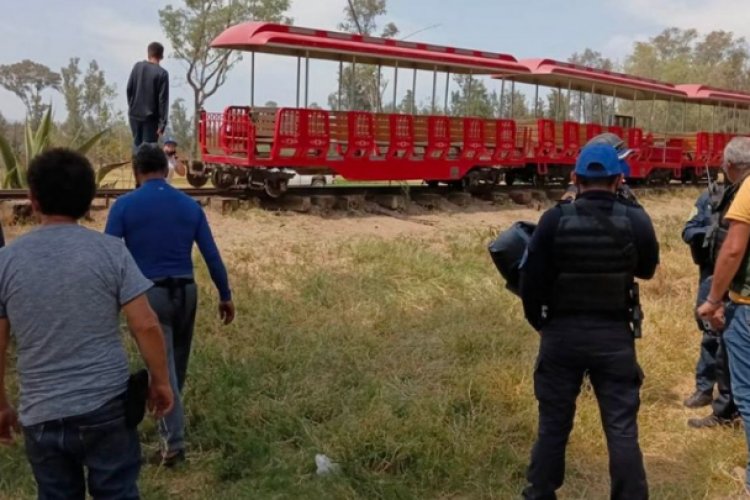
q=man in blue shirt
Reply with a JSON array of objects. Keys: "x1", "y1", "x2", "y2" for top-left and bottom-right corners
[{"x1": 106, "y1": 144, "x2": 234, "y2": 466}]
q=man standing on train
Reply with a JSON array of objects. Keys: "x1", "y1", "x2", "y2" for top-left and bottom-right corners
[
  {"x1": 127, "y1": 42, "x2": 169, "y2": 149},
  {"x1": 521, "y1": 143, "x2": 659, "y2": 499},
  {"x1": 105, "y1": 144, "x2": 234, "y2": 467},
  {"x1": 698, "y1": 137, "x2": 750, "y2": 492}
]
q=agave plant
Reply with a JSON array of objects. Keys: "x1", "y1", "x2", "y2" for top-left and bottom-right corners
[{"x1": 0, "y1": 107, "x2": 110, "y2": 189}]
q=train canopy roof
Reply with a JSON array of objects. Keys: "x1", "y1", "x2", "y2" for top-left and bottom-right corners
[
  {"x1": 495, "y1": 59, "x2": 688, "y2": 100},
  {"x1": 678, "y1": 84, "x2": 750, "y2": 107},
  {"x1": 211, "y1": 22, "x2": 531, "y2": 75}
]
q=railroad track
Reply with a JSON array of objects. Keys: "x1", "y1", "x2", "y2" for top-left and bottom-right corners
[{"x1": 0, "y1": 182, "x2": 702, "y2": 202}]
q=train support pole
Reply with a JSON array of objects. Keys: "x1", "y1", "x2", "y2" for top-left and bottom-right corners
[
  {"x1": 393, "y1": 62, "x2": 399, "y2": 111},
  {"x1": 304, "y1": 52, "x2": 310, "y2": 108},
  {"x1": 377, "y1": 64, "x2": 382, "y2": 112},
  {"x1": 444, "y1": 71, "x2": 451, "y2": 115},
  {"x1": 412, "y1": 68, "x2": 418, "y2": 115},
  {"x1": 337, "y1": 60, "x2": 343, "y2": 110},
  {"x1": 499, "y1": 78, "x2": 506, "y2": 118},
  {"x1": 663, "y1": 98, "x2": 671, "y2": 163},
  {"x1": 250, "y1": 51, "x2": 255, "y2": 108},
  {"x1": 431, "y1": 67, "x2": 438, "y2": 114},
  {"x1": 350, "y1": 57, "x2": 357, "y2": 110},
  {"x1": 296, "y1": 56, "x2": 301, "y2": 108}
]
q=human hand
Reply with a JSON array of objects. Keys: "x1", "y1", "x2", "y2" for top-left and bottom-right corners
[
  {"x1": 219, "y1": 301, "x2": 235, "y2": 325},
  {"x1": 697, "y1": 301, "x2": 725, "y2": 331},
  {"x1": 148, "y1": 381, "x2": 174, "y2": 419},
  {"x1": 0, "y1": 404, "x2": 19, "y2": 445}
]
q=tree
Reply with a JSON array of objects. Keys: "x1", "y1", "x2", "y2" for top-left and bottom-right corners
[
  {"x1": 328, "y1": 0, "x2": 398, "y2": 111},
  {"x1": 624, "y1": 28, "x2": 750, "y2": 131},
  {"x1": 341, "y1": 0, "x2": 397, "y2": 38},
  {"x1": 449, "y1": 76, "x2": 494, "y2": 118},
  {"x1": 159, "y1": 0, "x2": 291, "y2": 154},
  {"x1": 169, "y1": 98, "x2": 193, "y2": 154},
  {"x1": 61, "y1": 58, "x2": 118, "y2": 138},
  {"x1": 0, "y1": 60, "x2": 61, "y2": 129},
  {"x1": 567, "y1": 50, "x2": 614, "y2": 123}
]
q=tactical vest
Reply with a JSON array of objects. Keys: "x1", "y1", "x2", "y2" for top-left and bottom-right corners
[
  {"x1": 706, "y1": 182, "x2": 733, "y2": 267},
  {"x1": 551, "y1": 201, "x2": 637, "y2": 315},
  {"x1": 707, "y1": 176, "x2": 750, "y2": 298}
]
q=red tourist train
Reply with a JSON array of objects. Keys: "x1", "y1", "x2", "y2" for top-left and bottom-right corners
[{"x1": 192, "y1": 22, "x2": 750, "y2": 195}]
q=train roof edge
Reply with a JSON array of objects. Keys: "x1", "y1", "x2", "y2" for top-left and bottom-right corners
[{"x1": 210, "y1": 22, "x2": 531, "y2": 75}]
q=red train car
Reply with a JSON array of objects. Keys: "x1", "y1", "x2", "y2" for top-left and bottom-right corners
[
  {"x1": 194, "y1": 22, "x2": 750, "y2": 193},
  {"x1": 193, "y1": 22, "x2": 531, "y2": 195}
]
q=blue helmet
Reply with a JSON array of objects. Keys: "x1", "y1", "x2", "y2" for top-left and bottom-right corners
[
  {"x1": 585, "y1": 132, "x2": 634, "y2": 177},
  {"x1": 575, "y1": 144, "x2": 628, "y2": 178}
]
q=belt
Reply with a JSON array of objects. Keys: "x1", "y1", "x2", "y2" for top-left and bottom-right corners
[
  {"x1": 152, "y1": 277, "x2": 194, "y2": 288},
  {"x1": 152, "y1": 277, "x2": 195, "y2": 301}
]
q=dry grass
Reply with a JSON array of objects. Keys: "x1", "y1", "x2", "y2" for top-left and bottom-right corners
[{"x1": 1, "y1": 187, "x2": 749, "y2": 499}]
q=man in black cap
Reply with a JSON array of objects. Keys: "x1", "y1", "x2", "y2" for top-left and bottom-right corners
[{"x1": 521, "y1": 143, "x2": 659, "y2": 500}]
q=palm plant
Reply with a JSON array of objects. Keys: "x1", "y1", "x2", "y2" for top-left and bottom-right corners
[{"x1": 0, "y1": 107, "x2": 110, "y2": 189}]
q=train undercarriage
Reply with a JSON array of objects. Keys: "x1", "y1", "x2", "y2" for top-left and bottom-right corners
[{"x1": 187, "y1": 161, "x2": 706, "y2": 197}]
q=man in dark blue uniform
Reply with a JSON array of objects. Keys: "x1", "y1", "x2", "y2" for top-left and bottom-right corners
[
  {"x1": 520, "y1": 143, "x2": 659, "y2": 500},
  {"x1": 682, "y1": 189, "x2": 738, "y2": 427}
]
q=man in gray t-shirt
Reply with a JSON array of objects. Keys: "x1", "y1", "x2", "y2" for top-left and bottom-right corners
[{"x1": 0, "y1": 149, "x2": 173, "y2": 499}]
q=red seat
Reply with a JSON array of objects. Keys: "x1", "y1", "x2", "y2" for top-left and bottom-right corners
[
  {"x1": 462, "y1": 118, "x2": 487, "y2": 160},
  {"x1": 562, "y1": 121, "x2": 580, "y2": 157},
  {"x1": 220, "y1": 106, "x2": 254, "y2": 155},
  {"x1": 695, "y1": 132, "x2": 710, "y2": 163},
  {"x1": 339, "y1": 112, "x2": 377, "y2": 160},
  {"x1": 494, "y1": 119, "x2": 520, "y2": 163},
  {"x1": 535, "y1": 119, "x2": 556, "y2": 159},
  {"x1": 271, "y1": 108, "x2": 303, "y2": 159},
  {"x1": 586, "y1": 123, "x2": 603, "y2": 142},
  {"x1": 303, "y1": 109, "x2": 330, "y2": 159},
  {"x1": 712, "y1": 133, "x2": 727, "y2": 163},
  {"x1": 627, "y1": 128, "x2": 643, "y2": 149},
  {"x1": 427, "y1": 116, "x2": 451, "y2": 160},
  {"x1": 608, "y1": 126, "x2": 624, "y2": 139},
  {"x1": 387, "y1": 114, "x2": 414, "y2": 160}
]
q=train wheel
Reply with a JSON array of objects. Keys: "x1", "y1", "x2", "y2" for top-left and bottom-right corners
[
  {"x1": 211, "y1": 169, "x2": 235, "y2": 189},
  {"x1": 504, "y1": 171, "x2": 516, "y2": 186},
  {"x1": 264, "y1": 178, "x2": 289, "y2": 198},
  {"x1": 462, "y1": 170, "x2": 481, "y2": 192},
  {"x1": 311, "y1": 175, "x2": 326, "y2": 187},
  {"x1": 426, "y1": 181, "x2": 440, "y2": 188},
  {"x1": 532, "y1": 174, "x2": 546, "y2": 187},
  {"x1": 187, "y1": 172, "x2": 209, "y2": 188}
]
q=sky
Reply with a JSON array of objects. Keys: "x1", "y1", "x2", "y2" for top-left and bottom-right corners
[{"x1": 0, "y1": 0, "x2": 747, "y2": 123}]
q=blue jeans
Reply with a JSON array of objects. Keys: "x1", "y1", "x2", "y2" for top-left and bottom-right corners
[
  {"x1": 22, "y1": 393, "x2": 140, "y2": 500},
  {"x1": 147, "y1": 283, "x2": 198, "y2": 454},
  {"x1": 723, "y1": 302, "x2": 750, "y2": 488},
  {"x1": 695, "y1": 277, "x2": 719, "y2": 393},
  {"x1": 129, "y1": 117, "x2": 159, "y2": 150}
]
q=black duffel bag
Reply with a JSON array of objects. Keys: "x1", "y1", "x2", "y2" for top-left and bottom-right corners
[{"x1": 488, "y1": 221, "x2": 536, "y2": 296}]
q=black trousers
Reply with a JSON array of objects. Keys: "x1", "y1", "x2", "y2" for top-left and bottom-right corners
[{"x1": 523, "y1": 318, "x2": 648, "y2": 500}]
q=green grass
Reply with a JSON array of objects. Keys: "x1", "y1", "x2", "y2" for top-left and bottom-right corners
[{"x1": 1, "y1": 191, "x2": 749, "y2": 498}]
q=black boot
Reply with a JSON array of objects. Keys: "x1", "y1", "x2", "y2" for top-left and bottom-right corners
[{"x1": 684, "y1": 390, "x2": 713, "y2": 408}]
